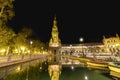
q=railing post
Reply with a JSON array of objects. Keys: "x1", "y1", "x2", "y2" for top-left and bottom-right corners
[
  {"x1": 7, "y1": 54, "x2": 12, "y2": 62},
  {"x1": 22, "y1": 54, "x2": 24, "y2": 60}
]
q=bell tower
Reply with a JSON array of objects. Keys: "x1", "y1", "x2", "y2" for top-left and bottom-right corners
[
  {"x1": 49, "y1": 15, "x2": 61, "y2": 63},
  {"x1": 49, "y1": 16, "x2": 61, "y2": 47}
]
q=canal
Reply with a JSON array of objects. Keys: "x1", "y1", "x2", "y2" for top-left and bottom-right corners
[{"x1": 0, "y1": 59, "x2": 120, "y2": 80}]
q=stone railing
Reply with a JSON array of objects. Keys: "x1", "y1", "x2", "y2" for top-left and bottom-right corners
[{"x1": 0, "y1": 54, "x2": 49, "y2": 64}]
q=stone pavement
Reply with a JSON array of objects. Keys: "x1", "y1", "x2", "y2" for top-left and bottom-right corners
[
  {"x1": 0, "y1": 58, "x2": 39, "y2": 68},
  {"x1": 0, "y1": 54, "x2": 49, "y2": 68}
]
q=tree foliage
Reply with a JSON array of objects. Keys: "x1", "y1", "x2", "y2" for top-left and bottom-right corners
[
  {"x1": 0, "y1": 0, "x2": 15, "y2": 22},
  {"x1": 0, "y1": 26, "x2": 15, "y2": 46},
  {"x1": 19, "y1": 27, "x2": 33, "y2": 38},
  {"x1": 0, "y1": 0, "x2": 48, "y2": 55},
  {"x1": 31, "y1": 39, "x2": 46, "y2": 53},
  {"x1": 12, "y1": 27, "x2": 33, "y2": 54},
  {"x1": 0, "y1": 0, "x2": 15, "y2": 49}
]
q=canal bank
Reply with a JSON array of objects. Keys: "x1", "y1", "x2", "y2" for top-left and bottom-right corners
[{"x1": 0, "y1": 54, "x2": 49, "y2": 68}]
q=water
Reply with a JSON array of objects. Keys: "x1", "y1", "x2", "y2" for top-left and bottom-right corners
[
  {"x1": 60, "y1": 67, "x2": 112, "y2": 80},
  {"x1": 0, "y1": 60, "x2": 120, "y2": 80}
]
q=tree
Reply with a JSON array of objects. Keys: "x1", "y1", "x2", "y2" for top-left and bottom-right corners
[
  {"x1": 31, "y1": 39, "x2": 46, "y2": 54},
  {"x1": 0, "y1": 0, "x2": 15, "y2": 55},
  {"x1": 13, "y1": 32, "x2": 27, "y2": 55},
  {"x1": 0, "y1": 26, "x2": 15, "y2": 46},
  {"x1": 0, "y1": 0, "x2": 15, "y2": 22},
  {"x1": 19, "y1": 27, "x2": 33, "y2": 38},
  {"x1": 0, "y1": 0, "x2": 15, "y2": 37},
  {"x1": 0, "y1": 26, "x2": 15, "y2": 55},
  {"x1": 13, "y1": 27, "x2": 33, "y2": 55}
]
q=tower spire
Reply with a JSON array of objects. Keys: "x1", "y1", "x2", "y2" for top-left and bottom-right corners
[
  {"x1": 53, "y1": 14, "x2": 57, "y2": 27},
  {"x1": 49, "y1": 15, "x2": 61, "y2": 47},
  {"x1": 54, "y1": 14, "x2": 56, "y2": 20},
  {"x1": 116, "y1": 33, "x2": 119, "y2": 38}
]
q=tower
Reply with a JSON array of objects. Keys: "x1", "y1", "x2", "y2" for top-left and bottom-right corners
[
  {"x1": 49, "y1": 15, "x2": 61, "y2": 63},
  {"x1": 49, "y1": 16, "x2": 61, "y2": 47}
]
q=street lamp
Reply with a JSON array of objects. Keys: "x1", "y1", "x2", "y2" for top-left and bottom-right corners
[
  {"x1": 79, "y1": 37, "x2": 84, "y2": 57},
  {"x1": 41, "y1": 47, "x2": 43, "y2": 54},
  {"x1": 79, "y1": 37, "x2": 84, "y2": 42},
  {"x1": 30, "y1": 41, "x2": 33, "y2": 45},
  {"x1": 30, "y1": 41, "x2": 33, "y2": 58},
  {"x1": 21, "y1": 47, "x2": 25, "y2": 54}
]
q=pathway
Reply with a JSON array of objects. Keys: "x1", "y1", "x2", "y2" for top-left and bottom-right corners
[{"x1": 0, "y1": 54, "x2": 49, "y2": 68}]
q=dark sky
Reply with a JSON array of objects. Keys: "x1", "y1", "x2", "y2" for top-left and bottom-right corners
[{"x1": 9, "y1": 1, "x2": 120, "y2": 44}]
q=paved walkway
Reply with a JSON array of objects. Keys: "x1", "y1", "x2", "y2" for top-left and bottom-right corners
[
  {"x1": 0, "y1": 55, "x2": 48, "y2": 68},
  {"x1": 0, "y1": 58, "x2": 34, "y2": 68}
]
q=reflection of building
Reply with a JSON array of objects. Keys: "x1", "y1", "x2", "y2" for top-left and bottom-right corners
[
  {"x1": 110, "y1": 71, "x2": 120, "y2": 79},
  {"x1": 48, "y1": 65, "x2": 62, "y2": 80}
]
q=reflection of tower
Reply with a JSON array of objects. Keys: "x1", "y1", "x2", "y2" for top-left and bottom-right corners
[
  {"x1": 48, "y1": 65, "x2": 62, "y2": 80},
  {"x1": 49, "y1": 15, "x2": 61, "y2": 64}
]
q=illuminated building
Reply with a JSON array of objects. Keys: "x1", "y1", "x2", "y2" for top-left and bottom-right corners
[
  {"x1": 48, "y1": 15, "x2": 62, "y2": 80},
  {"x1": 48, "y1": 16, "x2": 120, "y2": 58},
  {"x1": 103, "y1": 34, "x2": 120, "y2": 55},
  {"x1": 49, "y1": 15, "x2": 61, "y2": 63},
  {"x1": 49, "y1": 15, "x2": 61, "y2": 47}
]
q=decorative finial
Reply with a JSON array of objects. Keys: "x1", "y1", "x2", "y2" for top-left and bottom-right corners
[
  {"x1": 103, "y1": 35, "x2": 105, "y2": 39},
  {"x1": 53, "y1": 14, "x2": 57, "y2": 26},
  {"x1": 116, "y1": 33, "x2": 119, "y2": 37},
  {"x1": 54, "y1": 14, "x2": 56, "y2": 20}
]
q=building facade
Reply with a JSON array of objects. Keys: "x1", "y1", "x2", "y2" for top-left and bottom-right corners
[
  {"x1": 49, "y1": 16, "x2": 120, "y2": 57},
  {"x1": 103, "y1": 34, "x2": 120, "y2": 55}
]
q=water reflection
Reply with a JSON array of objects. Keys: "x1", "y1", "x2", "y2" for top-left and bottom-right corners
[
  {"x1": 25, "y1": 64, "x2": 29, "y2": 80},
  {"x1": 71, "y1": 66, "x2": 74, "y2": 70},
  {"x1": 84, "y1": 75, "x2": 88, "y2": 80},
  {"x1": 1, "y1": 60, "x2": 120, "y2": 80},
  {"x1": 87, "y1": 65, "x2": 109, "y2": 71},
  {"x1": 0, "y1": 59, "x2": 49, "y2": 80},
  {"x1": 48, "y1": 65, "x2": 62, "y2": 80},
  {"x1": 110, "y1": 71, "x2": 120, "y2": 79},
  {"x1": 60, "y1": 66, "x2": 112, "y2": 80}
]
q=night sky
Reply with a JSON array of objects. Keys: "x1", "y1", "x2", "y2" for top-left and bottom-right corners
[{"x1": 9, "y1": 1, "x2": 120, "y2": 44}]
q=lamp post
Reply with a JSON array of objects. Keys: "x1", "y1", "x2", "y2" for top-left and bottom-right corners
[
  {"x1": 21, "y1": 47, "x2": 25, "y2": 60},
  {"x1": 21, "y1": 47, "x2": 25, "y2": 54},
  {"x1": 70, "y1": 44, "x2": 72, "y2": 55},
  {"x1": 41, "y1": 47, "x2": 44, "y2": 62},
  {"x1": 30, "y1": 41, "x2": 33, "y2": 58},
  {"x1": 79, "y1": 37, "x2": 84, "y2": 57},
  {"x1": 41, "y1": 47, "x2": 43, "y2": 54}
]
